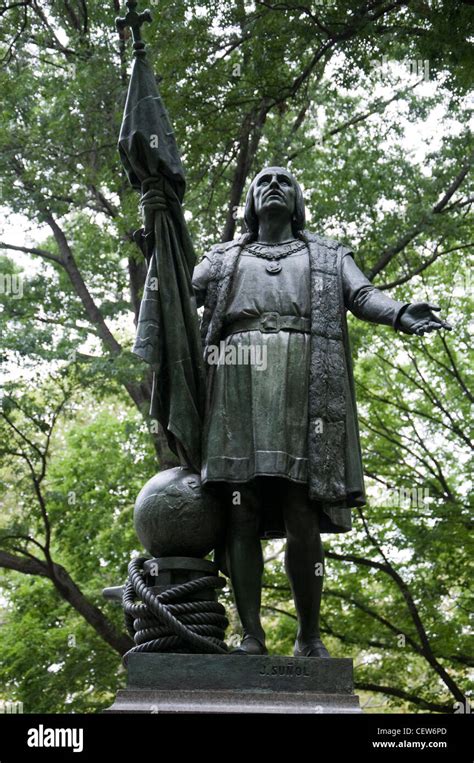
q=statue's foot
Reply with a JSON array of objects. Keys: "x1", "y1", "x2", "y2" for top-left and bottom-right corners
[
  {"x1": 294, "y1": 637, "x2": 331, "y2": 658},
  {"x1": 231, "y1": 634, "x2": 268, "y2": 655}
]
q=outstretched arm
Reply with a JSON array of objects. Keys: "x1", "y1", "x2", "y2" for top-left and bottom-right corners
[{"x1": 343, "y1": 254, "x2": 452, "y2": 335}]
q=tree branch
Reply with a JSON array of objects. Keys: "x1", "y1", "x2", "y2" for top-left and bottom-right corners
[
  {"x1": 376, "y1": 243, "x2": 474, "y2": 290},
  {"x1": 0, "y1": 549, "x2": 50, "y2": 577},
  {"x1": 41, "y1": 211, "x2": 123, "y2": 355},
  {"x1": 0, "y1": 241, "x2": 63, "y2": 265},
  {"x1": 327, "y1": 533, "x2": 466, "y2": 704},
  {"x1": 0, "y1": 549, "x2": 132, "y2": 655},
  {"x1": 355, "y1": 682, "x2": 453, "y2": 713},
  {"x1": 368, "y1": 152, "x2": 473, "y2": 280},
  {"x1": 288, "y1": 79, "x2": 423, "y2": 162},
  {"x1": 48, "y1": 561, "x2": 133, "y2": 655}
]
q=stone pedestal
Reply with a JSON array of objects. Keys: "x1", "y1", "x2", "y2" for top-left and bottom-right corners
[{"x1": 105, "y1": 653, "x2": 361, "y2": 714}]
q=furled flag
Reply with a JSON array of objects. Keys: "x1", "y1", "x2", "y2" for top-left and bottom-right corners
[{"x1": 117, "y1": 6, "x2": 206, "y2": 472}]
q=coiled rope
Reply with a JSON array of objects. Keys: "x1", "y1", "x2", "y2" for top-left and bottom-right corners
[{"x1": 122, "y1": 557, "x2": 229, "y2": 665}]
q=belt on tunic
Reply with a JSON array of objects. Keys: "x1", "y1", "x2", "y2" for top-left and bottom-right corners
[{"x1": 222, "y1": 312, "x2": 311, "y2": 338}]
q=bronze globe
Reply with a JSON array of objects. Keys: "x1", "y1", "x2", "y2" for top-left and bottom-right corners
[{"x1": 134, "y1": 467, "x2": 225, "y2": 558}]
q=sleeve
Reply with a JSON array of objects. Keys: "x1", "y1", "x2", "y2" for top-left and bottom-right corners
[
  {"x1": 342, "y1": 252, "x2": 410, "y2": 330},
  {"x1": 192, "y1": 254, "x2": 211, "y2": 309}
]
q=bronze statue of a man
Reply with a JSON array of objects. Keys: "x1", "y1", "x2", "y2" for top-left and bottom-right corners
[{"x1": 146, "y1": 166, "x2": 450, "y2": 658}]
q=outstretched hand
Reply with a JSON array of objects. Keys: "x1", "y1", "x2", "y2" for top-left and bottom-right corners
[{"x1": 399, "y1": 302, "x2": 452, "y2": 336}]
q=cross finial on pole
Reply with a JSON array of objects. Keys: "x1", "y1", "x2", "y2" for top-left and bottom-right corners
[{"x1": 116, "y1": 0, "x2": 152, "y2": 57}]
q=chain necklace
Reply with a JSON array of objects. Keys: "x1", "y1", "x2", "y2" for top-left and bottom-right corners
[{"x1": 244, "y1": 238, "x2": 307, "y2": 274}]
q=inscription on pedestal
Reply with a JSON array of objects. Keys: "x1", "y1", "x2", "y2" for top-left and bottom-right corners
[
  {"x1": 105, "y1": 653, "x2": 362, "y2": 713},
  {"x1": 259, "y1": 662, "x2": 310, "y2": 677}
]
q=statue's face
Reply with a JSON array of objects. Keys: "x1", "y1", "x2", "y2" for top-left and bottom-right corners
[{"x1": 252, "y1": 168, "x2": 296, "y2": 220}]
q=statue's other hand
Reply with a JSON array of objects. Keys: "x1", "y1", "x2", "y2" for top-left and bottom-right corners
[
  {"x1": 140, "y1": 189, "x2": 168, "y2": 232},
  {"x1": 399, "y1": 302, "x2": 452, "y2": 336}
]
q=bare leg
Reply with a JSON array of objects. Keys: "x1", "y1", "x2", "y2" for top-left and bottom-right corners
[
  {"x1": 283, "y1": 482, "x2": 330, "y2": 657},
  {"x1": 226, "y1": 483, "x2": 267, "y2": 653}
]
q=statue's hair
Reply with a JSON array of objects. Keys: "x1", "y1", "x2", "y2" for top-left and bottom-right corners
[{"x1": 243, "y1": 166, "x2": 306, "y2": 237}]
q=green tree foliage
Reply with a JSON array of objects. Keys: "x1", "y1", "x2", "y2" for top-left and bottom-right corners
[
  {"x1": 0, "y1": 377, "x2": 156, "y2": 711},
  {"x1": 0, "y1": 0, "x2": 472, "y2": 712}
]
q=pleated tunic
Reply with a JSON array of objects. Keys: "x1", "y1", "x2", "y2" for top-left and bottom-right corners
[{"x1": 195, "y1": 243, "x2": 312, "y2": 487}]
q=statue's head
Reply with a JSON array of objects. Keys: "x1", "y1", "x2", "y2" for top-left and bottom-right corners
[{"x1": 244, "y1": 166, "x2": 305, "y2": 236}]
